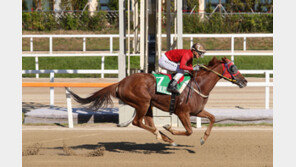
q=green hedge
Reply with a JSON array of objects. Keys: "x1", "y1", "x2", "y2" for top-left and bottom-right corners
[
  {"x1": 22, "y1": 12, "x2": 272, "y2": 33},
  {"x1": 22, "y1": 11, "x2": 109, "y2": 31},
  {"x1": 183, "y1": 13, "x2": 273, "y2": 33}
]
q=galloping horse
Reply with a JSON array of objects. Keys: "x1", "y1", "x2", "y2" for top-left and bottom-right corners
[{"x1": 67, "y1": 56, "x2": 247, "y2": 146}]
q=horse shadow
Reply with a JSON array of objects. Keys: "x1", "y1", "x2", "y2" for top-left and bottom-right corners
[{"x1": 51, "y1": 142, "x2": 196, "y2": 155}]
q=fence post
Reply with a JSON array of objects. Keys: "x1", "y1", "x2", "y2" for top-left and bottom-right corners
[
  {"x1": 65, "y1": 87, "x2": 74, "y2": 128},
  {"x1": 170, "y1": 36, "x2": 174, "y2": 50},
  {"x1": 83, "y1": 37, "x2": 86, "y2": 51},
  {"x1": 243, "y1": 37, "x2": 247, "y2": 51},
  {"x1": 265, "y1": 71, "x2": 270, "y2": 109},
  {"x1": 196, "y1": 117, "x2": 201, "y2": 128},
  {"x1": 50, "y1": 72, "x2": 54, "y2": 108},
  {"x1": 30, "y1": 37, "x2": 33, "y2": 52},
  {"x1": 35, "y1": 56, "x2": 39, "y2": 78},
  {"x1": 190, "y1": 37, "x2": 193, "y2": 49},
  {"x1": 101, "y1": 56, "x2": 105, "y2": 78},
  {"x1": 49, "y1": 37, "x2": 53, "y2": 54},
  {"x1": 110, "y1": 37, "x2": 113, "y2": 53},
  {"x1": 231, "y1": 36, "x2": 234, "y2": 62}
]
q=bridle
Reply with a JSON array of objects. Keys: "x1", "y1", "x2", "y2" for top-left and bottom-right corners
[
  {"x1": 186, "y1": 61, "x2": 239, "y2": 99},
  {"x1": 198, "y1": 63, "x2": 238, "y2": 83}
]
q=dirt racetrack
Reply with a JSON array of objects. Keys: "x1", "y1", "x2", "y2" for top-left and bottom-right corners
[
  {"x1": 22, "y1": 77, "x2": 273, "y2": 166},
  {"x1": 22, "y1": 125, "x2": 272, "y2": 167}
]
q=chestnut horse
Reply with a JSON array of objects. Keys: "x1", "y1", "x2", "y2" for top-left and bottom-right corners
[{"x1": 67, "y1": 57, "x2": 247, "y2": 146}]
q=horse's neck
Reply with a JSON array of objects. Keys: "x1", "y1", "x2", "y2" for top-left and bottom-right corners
[{"x1": 197, "y1": 64, "x2": 223, "y2": 95}]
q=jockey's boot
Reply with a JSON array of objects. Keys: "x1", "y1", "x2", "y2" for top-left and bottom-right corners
[{"x1": 167, "y1": 79, "x2": 179, "y2": 94}]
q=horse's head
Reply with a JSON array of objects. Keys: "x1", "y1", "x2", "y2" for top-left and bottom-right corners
[{"x1": 220, "y1": 57, "x2": 247, "y2": 88}]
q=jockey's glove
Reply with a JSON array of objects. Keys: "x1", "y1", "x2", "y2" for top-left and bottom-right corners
[{"x1": 193, "y1": 65, "x2": 200, "y2": 71}]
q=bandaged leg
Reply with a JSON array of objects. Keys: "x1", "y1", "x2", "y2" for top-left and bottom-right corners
[
  {"x1": 167, "y1": 66, "x2": 185, "y2": 94},
  {"x1": 173, "y1": 66, "x2": 185, "y2": 82},
  {"x1": 153, "y1": 129, "x2": 162, "y2": 140},
  {"x1": 173, "y1": 73, "x2": 184, "y2": 82}
]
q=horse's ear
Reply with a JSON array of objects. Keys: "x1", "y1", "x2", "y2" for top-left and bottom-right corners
[
  {"x1": 221, "y1": 56, "x2": 227, "y2": 62},
  {"x1": 208, "y1": 56, "x2": 219, "y2": 66}
]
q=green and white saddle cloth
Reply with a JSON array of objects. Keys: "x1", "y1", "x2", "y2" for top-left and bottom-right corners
[{"x1": 152, "y1": 72, "x2": 191, "y2": 95}]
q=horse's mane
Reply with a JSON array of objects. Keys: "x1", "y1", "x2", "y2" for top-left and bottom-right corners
[
  {"x1": 194, "y1": 56, "x2": 223, "y2": 77},
  {"x1": 206, "y1": 56, "x2": 223, "y2": 67}
]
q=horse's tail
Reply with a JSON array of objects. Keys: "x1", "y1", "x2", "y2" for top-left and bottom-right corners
[{"x1": 66, "y1": 83, "x2": 119, "y2": 111}]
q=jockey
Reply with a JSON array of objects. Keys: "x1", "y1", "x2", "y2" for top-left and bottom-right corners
[{"x1": 158, "y1": 43, "x2": 206, "y2": 94}]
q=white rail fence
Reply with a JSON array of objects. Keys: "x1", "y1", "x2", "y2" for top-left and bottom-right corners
[
  {"x1": 22, "y1": 69, "x2": 273, "y2": 109},
  {"x1": 22, "y1": 33, "x2": 273, "y2": 78},
  {"x1": 23, "y1": 33, "x2": 273, "y2": 54}
]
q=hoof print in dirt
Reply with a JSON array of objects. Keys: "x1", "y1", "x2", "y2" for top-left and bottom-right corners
[
  {"x1": 22, "y1": 143, "x2": 42, "y2": 156},
  {"x1": 87, "y1": 145, "x2": 105, "y2": 157},
  {"x1": 62, "y1": 143, "x2": 77, "y2": 156}
]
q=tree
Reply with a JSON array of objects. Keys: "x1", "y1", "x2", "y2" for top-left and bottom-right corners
[
  {"x1": 107, "y1": 0, "x2": 119, "y2": 10},
  {"x1": 71, "y1": 0, "x2": 88, "y2": 10},
  {"x1": 187, "y1": 0, "x2": 199, "y2": 13}
]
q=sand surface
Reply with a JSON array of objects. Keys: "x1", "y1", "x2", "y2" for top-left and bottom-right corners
[{"x1": 22, "y1": 125, "x2": 273, "y2": 167}]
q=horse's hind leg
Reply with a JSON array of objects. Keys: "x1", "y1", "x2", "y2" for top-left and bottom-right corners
[
  {"x1": 163, "y1": 111, "x2": 193, "y2": 136},
  {"x1": 131, "y1": 103, "x2": 164, "y2": 140},
  {"x1": 143, "y1": 106, "x2": 175, "y2": 144}
]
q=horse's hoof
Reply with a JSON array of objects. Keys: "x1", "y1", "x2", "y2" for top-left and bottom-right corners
[
  {"x1": 156, "y1": 136, "x2": 163, "y2": 141},
  {"x1": 170, "y1": 142, "x2": 177, "y2": 146},
  {"x1": 200, "y1": 137, "x2": 205, "y2": 145},
  {"x1": 163, "y1": 124, "x2": 171, "y2": 131}
]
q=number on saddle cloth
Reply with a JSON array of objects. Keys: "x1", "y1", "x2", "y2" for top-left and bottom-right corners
[{"x1": 153, "y1": 72, "x2": 191, "y2": 95}]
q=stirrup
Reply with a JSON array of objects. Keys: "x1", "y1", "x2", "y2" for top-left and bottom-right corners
[
  {"x1": 168, "y1": 88, "x2": 180, "y2": 95},
  {"x1": 167, "y1": 79, "x2": 180, "y2": 94}
]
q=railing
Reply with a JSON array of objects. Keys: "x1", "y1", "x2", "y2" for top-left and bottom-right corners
[
  {"x1": 23, "y1": 34, "x2": 122, "y2": 78},
  {"x1": 22, "y1": 82, "x2": 114, "y2": 128},
  {"x1": 22, "y1": 69, "x2": 273, "y2": 110},
  {"x1": 22, "y1": 33, "x2": 273, "y2": 55},
  {"x1": 22, "y1": 33, "x2": 273, "y2": 78}
]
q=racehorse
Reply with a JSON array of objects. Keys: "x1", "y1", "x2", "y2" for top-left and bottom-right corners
[{"x1": 67, "y1": 56, "x2": 247, "y2": 146}]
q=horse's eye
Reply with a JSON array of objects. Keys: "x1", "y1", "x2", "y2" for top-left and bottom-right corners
[{"x1": 230, "y1": 65, "x2": 238, "y2": 74}]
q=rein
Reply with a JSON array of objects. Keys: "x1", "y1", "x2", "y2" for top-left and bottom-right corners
[
  {"x1": 187, "y1": 73, "x2": 209, "y2": 99},
  {"x1": 198, "y1": 64, "x2": 237, "y2": 82},
  {"x1": 187, "y1": 83, "x2": 209, "y2": 98}
]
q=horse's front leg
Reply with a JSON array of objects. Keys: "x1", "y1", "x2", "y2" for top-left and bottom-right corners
[
  {"x1": 196, "y1": 109, "x2": 215, "y2": 145},
  {"x1": 163, "y1": 111, "x2": 193, "y2": 136}
]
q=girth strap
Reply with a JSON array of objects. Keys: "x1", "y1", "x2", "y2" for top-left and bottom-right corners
[{"x1": 169, "y1": 93, "x2": 177, "y2": 115}]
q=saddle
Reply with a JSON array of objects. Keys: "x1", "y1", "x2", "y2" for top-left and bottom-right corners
[
  {"x1": 153, "y1": 72, "x2": 191, "y2": 95},
  {"x1": 153, "y1": 72, "x2": 192, "y2": 115}
]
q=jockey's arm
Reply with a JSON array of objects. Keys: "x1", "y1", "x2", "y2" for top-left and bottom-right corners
[{"x1": 179, "y1": 54, "x2": 193, "y2": 71}]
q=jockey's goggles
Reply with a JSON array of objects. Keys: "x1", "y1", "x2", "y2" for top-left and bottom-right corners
[{"x1": 197, "y1": 51, "x2": 205, "y2": 58}]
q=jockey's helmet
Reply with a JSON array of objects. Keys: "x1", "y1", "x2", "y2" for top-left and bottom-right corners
[{"x1": 191, "y1": 43, "x2": 206, "y2": 58}]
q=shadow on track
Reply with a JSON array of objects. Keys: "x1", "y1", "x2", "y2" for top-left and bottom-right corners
[{"x1": 51, "y1": 142, "x2": 195, "y2": 154}]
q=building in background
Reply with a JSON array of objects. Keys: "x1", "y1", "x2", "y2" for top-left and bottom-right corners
[
  {"x1": 23, "y1": 0, "x2": 54, "y2": 11},
  {"x1": 99, "y1": 0, "x2": 110, "y2": 10}
]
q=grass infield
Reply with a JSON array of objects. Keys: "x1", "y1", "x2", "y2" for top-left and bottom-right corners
[{"x1": 22, "y1": 56, "x2": 273, "y2": 78}]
